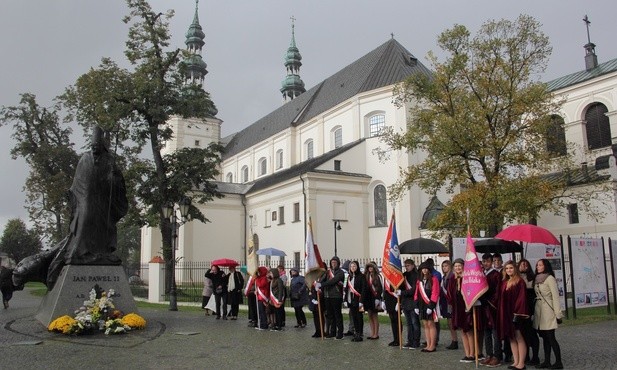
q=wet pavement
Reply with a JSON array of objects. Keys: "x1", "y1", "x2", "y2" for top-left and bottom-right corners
[{"x1": 0, "y1": 289, "x2": 615, "y2": 369}]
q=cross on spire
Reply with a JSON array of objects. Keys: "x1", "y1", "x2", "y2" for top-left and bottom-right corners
[{"x1": 583, "y1": 15, "x2": 591, "y2": 44}]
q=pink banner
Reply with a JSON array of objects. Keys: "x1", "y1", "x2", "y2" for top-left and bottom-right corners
[{"x1": 461, "y1": 234, "x2": 488, "y2": 311}]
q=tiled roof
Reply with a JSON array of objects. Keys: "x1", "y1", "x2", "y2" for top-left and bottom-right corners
[
  {"x1": 543, "y1": 164, "x2": 608, "y2": 187},
  {"x1": 546, "y1": 57, "x2": 617, "y2": 91},
  {"x1": 247, "y1": 139, "x2": 367, "y2": 194},
  {"x1": 222, "y1": 38, "x2": 430, "y2": 159}
]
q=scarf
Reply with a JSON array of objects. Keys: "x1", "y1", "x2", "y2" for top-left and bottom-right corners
[
  {"x1": 535, "y1": 272, "x2": 550, "y2": 284},
  {"x1": 228, "y1": 272, "x2": 236, "y2": 291}
]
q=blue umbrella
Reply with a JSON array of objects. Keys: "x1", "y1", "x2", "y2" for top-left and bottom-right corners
[{"x1": 256, "y1": 247, "x2": 287, "y2": 257}]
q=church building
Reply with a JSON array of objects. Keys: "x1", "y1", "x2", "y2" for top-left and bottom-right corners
[{"x1": 141, "y1": 5, "x2": 617, "y2": 269}]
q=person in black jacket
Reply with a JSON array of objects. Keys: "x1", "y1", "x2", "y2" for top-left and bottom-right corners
[
  {"x1": 345, "y1": 261, "x2": 366, "y2": 342},
  {"x1": 0, "y1": 266, "x2": 15, "y2": 309},
  {"x1": 226, "y1": 265, "x2": 244, "y2": 320},
  {"x1": 401, "y1": 259, "x2": 420, "y2": 348},
  {"x1": 317, "y1": 256, "x2": 345, "y2": 339},
  {"x1": 385, "y1": 281, "x2": 402, "y2": 347},
  {"x1": 205, "y1": 265, "x2": 228, "y2": 319},
  {"x1": 289, "y1": 267, "x2": 309, "y2": 328}
]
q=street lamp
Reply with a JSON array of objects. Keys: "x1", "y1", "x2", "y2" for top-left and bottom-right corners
[
  {"x1": 333, "y1": 220, "x2": 342, "y2": 257},
  {"x1": 162, "y1": 197, "x2": 191, "y2": 311}
]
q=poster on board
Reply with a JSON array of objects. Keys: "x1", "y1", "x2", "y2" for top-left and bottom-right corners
[
  {"x1": 612, "y1": 240, "x2": 617, "y2": 303},
  {"x1": 525, "y1": 243, "x2": 566, "y2": 310},
  {"x1": 570, "y1": 238, "x2": 607, "y2": 308}
]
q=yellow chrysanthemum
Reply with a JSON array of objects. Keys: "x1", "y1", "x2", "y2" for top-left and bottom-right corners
[
  {"x1": 121, "y1": 313, "x2": 146, "y2": 329},
  {"x1": 48, "y1": 315, "x2": 78, "y2": 334}
]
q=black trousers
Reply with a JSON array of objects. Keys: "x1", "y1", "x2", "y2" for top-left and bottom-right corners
[
  {"x1": 247, "y1": 293, "x2": 257, "y2": 322},
  {"x1": 228, "y1": 291, "x2": 241, "y2": 317},
  {"x1": 388, "y1": 310, "x2": 401, "y2": 344},
  {"x1": 294, "y1": 306, "x2": 307, "y2": 325},
  {"x1": 214, "y1": 292, "x2": 227, "y2": 318},
  {"x1": 325, "y1": 297, "x2": 343, "y2": 337},
  {"x1": 349, "y1": 304, "x2": 364, "y2": 337}
]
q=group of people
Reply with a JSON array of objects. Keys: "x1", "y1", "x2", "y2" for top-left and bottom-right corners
[
  {"x1": 209, "y1": 254, "x2": 563, "y2": 370},
  {"x1": 202, "y1": 265, "x2": 245, "y2": 320},
  {"x1": 444, "y1": 254, "x2": 564, "y2": 369}
]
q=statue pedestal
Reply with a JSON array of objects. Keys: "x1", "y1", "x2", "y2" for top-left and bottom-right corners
[{"x1": 35, "y1": 265, "x2": 138, "y2": 327}]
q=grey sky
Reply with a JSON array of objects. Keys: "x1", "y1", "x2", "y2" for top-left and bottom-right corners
[{"x1": 0, "y1": 0, "x2": 615, "y2": 235}]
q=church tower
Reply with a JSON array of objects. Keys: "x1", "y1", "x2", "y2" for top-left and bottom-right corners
[
  {"x1": 280, "y1": 17, "x2": 306, "y2": 102},
  {"x1": 163, "y1": 0, "x2": 221, "y2": 156}
]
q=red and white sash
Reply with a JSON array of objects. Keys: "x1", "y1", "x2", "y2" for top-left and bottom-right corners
[
  {"x1": 419, "y1": 279, "x2": 440, "y2": 322},
  {"x1": 256, "y1": 285, "x2": 268, "y2": 303},
  {"x1": 270, "y1": 284, "x2": 282, "y2": 308},
  {"x1": 347, "y1": 278, "x2": 361, "y2": 297},
  {"x1": 244, "y1": 276, "x2": 255, "y2": 297}
]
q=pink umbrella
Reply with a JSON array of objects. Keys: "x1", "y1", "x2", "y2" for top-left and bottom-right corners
[{"x1": 495, "y1": 224, "x2": 560, "y2": 245}]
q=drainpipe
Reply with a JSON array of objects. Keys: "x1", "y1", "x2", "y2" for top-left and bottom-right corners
[
  {"x1": 301, "y1": 175, "x2": 307, "y2": 239},
  {"x1": 242, "y1": 195, "x2": 247, "y2": 261}
]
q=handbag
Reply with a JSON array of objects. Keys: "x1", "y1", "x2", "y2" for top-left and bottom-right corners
[{"x1": 215, "y1": 286, "x2": 223, "y2": 294}]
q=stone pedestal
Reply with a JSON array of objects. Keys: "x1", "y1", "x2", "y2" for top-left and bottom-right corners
[{"x1": 36, "y1": 265, "x2": 138, "y2": 327}]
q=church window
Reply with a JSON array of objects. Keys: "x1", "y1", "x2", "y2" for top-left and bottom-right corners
[
  {"x1": 373, "y1": 185, "x2": 387, "y2": 227},
  {"x1": 226, "y1": 172, "x2": 233, "y2": 183},
  {"x1": 369, "y1": 114, "x2": 386, "y2": 137},
  {"x1": 293, "y1": 202, "x2": 300, "y2": 222},
  {"x1": 241, "y1": 165, "x2": 249, "y2": 183},
  {"x1": 194, "y1": 140, "x2": 200, "y2": 147},
  {"x1": 258, "y1": 157, "x2": 267, "y2": 176},
  {"x1": 276, "y1": 149, "x2": 284, "y2": 169},
  {"x1": 546, "y1": 115, "x2": 567, "y2": 157},
  {"x1": 567, "y1": 203, "x2": 579, "y2": 224},
  {"x1": 332, "y1": 126, "x2": 342, "y2": 149},
  {"x1": 305, "y1": 139, "x2": 314, "y2": 160},
  {"x1": 585, "y1": 102, "x2": 611, "y2": 150}
]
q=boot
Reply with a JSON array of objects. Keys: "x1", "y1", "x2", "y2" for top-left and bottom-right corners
[
  {"x1": 446, "y1": 340, "x2": 459, "y2": 350},
  {"x1": 550, "y1": 363, "x2": 563, "y2": 370}
]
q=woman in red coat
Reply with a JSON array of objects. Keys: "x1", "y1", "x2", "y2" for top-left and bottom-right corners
[
  {"x1": 415, "y1": 262, "x2": 440, "y2": 352},
  {"x1": 497, "y1": 260, "x2": 529, "y2": 370}
]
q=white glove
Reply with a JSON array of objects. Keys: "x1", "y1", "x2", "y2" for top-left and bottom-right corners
[
  {"x1": 380, "y1": 301, "x2": 387, "y2": 311},
  {"x1": 394, "y1": 303, "x2": 399, "y2": 312},
  {"x1": 374, "y1": 299, "x2": 380, "y2": 307},
  {"x1": 395, "y1": 290, "x2": 401, "y2": 297},
  {"x1": 311, "y1": 299, "x2": 318, "y2": 305},
  {"x1": 359, "y1": 303, "x2": 363, "y2": 308},
  {"x1": 426, "y1": 308, "x2": 432, "y2": 315},
  {"x1": 314, "y1": 282, "x2": 321, "y2": 290},
  {"x1": 343, "y1": 301, "x2": 348, "y2": 308},
  {"x1": 414, "y1": 308, "x2": 419, "y2": 315},
  {"x1": 473, "y1": 300, "x2": 482, "y2": 306}
]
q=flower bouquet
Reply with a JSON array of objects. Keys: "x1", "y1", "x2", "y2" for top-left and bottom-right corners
[{"x1": 48, "y1": 285, "x2": 146, "y2": 335}]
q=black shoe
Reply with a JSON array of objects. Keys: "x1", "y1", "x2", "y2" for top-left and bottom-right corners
[
  {"x1": 549, "y1": 363, "x2": 563, "y2": 370},
  {"x1": 335, "y1": 335, "x2": 344, "y2": 340},
  {"x1": 294, "y1": 325, "x2": 301, "y2": 328},
  {"x1": 460, "y1": 357, "x2": 474, "y2": 363},
  {"x1": 352, "y1": 336, "x2": 363, "y2": 342},
  {"x1": 388, "y1": 341, "x2": 400, "y2": 346},
  {"x1": 311, "y1": 332, "x2": 320, "y2": 338},
  {"x1": 222, "y1": 316, "x2": 228, "y2": 320},
  {"x1": 527, "y1": 359, "x2": 540, "y2": 366},
  {"x1": 421, "y1": 348, "x2": 436, "y2": 353},
  {"x1": 446, "y1": 341, "x2": 459, "y2": 350},
  {"x1": 216, "y1": 316, "x2": 221, "y2": 320},
  {"x1": 535, "y1": 363, "x2": 550, "y2": 369},
  {"x1": 344, "y1": 331, "x2": 354, "y2": 336},
  {"x1": 402, "y1": 343, "x2": 412, "y2": 349}
]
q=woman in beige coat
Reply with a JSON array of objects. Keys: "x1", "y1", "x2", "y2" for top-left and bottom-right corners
[{"x1": 533, "y1": 259, "x2": 563, "y2": 369}]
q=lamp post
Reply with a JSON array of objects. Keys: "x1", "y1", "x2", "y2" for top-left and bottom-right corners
[
  {"x1": 333, "y1": 220, "x2": 342, "y2": 257},
  {"x1": 162, "y1": 197, "x2": 191, "y2": 311}
]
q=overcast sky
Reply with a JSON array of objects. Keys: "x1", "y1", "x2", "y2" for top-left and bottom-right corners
[{"x1": 1, "y1": 0, "x2": 615, "y2": 234}]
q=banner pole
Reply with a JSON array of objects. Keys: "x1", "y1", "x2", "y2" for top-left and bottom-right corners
[
  {"x1": 473, "y1": 306, "x2": 479, "y2": 368},
  {"x1": 317, "y1": 287, "x2": 324, "y2": 340}
]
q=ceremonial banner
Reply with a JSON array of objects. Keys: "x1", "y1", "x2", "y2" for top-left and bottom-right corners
[
  {"x1": 461, "y1": 234, "x2": 488, "y2": 311},
  {"x1": 381, "y1": 212, "x2": 404, "y2": 288}
]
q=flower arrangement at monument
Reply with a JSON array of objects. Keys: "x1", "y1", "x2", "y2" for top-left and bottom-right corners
[{"x1": 48, "y1": 285, "x2": 146, "y2": 335}]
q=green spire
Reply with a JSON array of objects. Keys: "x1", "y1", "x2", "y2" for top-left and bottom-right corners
[
  {"x1": 182, "y1": 0, "x2": 208, "y2": 85},
  {"x1": 281, "y1": 16, "x2": 305, "y2": 101}
]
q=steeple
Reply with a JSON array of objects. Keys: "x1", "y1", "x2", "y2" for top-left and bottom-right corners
[
  {"x1": 183, "y1": 0, "x2": 208, "y2": 85},
  {"x1": 280, "y1": 16, "x2": 306, "y2": 102},
  {"x1": 583, "y1": 15, "x2": 598, "y2": 71}
]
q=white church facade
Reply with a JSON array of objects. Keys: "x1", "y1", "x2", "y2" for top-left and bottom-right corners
[{"x1": 141, "y1": 6, "x2": 617, "y2": 269}]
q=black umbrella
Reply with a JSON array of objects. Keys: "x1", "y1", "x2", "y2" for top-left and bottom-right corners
[
  {"x1": 473, "y1": 238, "x2": 522, "y2": 254},
  {"x1": 399, "y1": 238, "x2": 448, "y2": 254}
]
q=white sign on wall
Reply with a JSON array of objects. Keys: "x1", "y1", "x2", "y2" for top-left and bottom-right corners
[{"x1": 570, "y1": 238, "x2": 607, "y2": 308}]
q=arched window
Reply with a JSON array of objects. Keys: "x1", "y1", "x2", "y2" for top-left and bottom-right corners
[
  {"x1": 373, "y1": 185, "x2": 387, "y2": 227},
  {"x1": 369, "y1": 114, "x2": 386, "y2": 137},
  {"x1": 258, "y1": 157, "x2": 267, "y2": 176},
  {"x1": 331, "y1": 126, "x2": 342, "y2": 149},
  {"x1": 241, "y1": 165, "x2": 249, "y2": 183},
  {"x1": 585, "y1": 102, "x2": 611, "y2": 150},
  {"x1": 546, "y1": 115, "x2": 567, "y2": 157},
  {"x1": 276, "y1": 149, "x2": 284, "y2": 169},
  {"x1": 305, "y1": 139, "x2": 314, "y2": 160},
  {"x1": 226, "y1": 172, "x2": 233, "y2": 183}
]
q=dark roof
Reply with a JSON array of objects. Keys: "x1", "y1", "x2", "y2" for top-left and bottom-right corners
[
  {"x1": 547, "y1": 57, "x2": 617, "y2": 91},
  {"x1": 213, "y1": 182, "x2": 253, "y2": 194},
  {"x1": 223, "y1": 38, "x2": 431, "y2": 159},
  {"x1": 247, "y1": 139, "x2": 367, "y2": 193},
  {"x1": 543, "y1": 164, "x2": 608, "y2": 187}
]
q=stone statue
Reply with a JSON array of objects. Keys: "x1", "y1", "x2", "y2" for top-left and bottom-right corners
[{"x1": 13, "y1": 126, "x2": 128, "y2": 290}]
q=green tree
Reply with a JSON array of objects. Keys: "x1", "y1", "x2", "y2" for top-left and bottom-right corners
[
  {"x1": 380, "y1": 15, "x2": 593, "y2": 236},
  {"x1": 0, "y1": 218, "x2": 43, "y2": 264},
  {"x1": 61, "y1": 0, "x2": 223, "y2": 289},
  {"x1": 0, "y1": 94, "x2": 78, "y2": 245}
]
